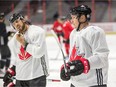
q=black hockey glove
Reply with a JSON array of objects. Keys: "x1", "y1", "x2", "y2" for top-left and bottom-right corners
[
  {"x1": 63, "y1": 39, "x2": 69, "y2": 44},
  {"x1": 60, "y1": 64, "x2": 70, "y2": 81},
  {"x1": 3, "y1": 79, "x2": 15, "y2": 87},
  {"x1": 3, "y1": 65, "x2": 16, "y2": 83},
  {"x1": 69, "y1": 56, "x2": 90, "y2": 76}
]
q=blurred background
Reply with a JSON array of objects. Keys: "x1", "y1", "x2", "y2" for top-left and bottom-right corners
[
  {"x1": 0, "y1": 1, "x2": 115, "y2": 22},
  {"x1": 0, "y1": 0, "x2": 116, "y2": 33}
]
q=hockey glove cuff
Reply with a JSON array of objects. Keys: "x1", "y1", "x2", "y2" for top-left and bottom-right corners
[
  {"x1": 69, "y1": 56, "x2": 90, "y2": 76},
  {"x1": 79, "y1": 57, "x2": 90, "y2": 74}
]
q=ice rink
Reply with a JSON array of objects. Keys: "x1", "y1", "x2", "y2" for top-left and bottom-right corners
[{"x1": 0, "y1": 34, "x2": 116, "y2": 87}]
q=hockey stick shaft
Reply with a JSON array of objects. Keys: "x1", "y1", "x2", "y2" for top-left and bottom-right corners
[
  {"x1": 0, "y1": 76, "x2": 61, "y2": 82},
  {"x1": 51, "y1": 30, "x2": 68, "y2": 73}
]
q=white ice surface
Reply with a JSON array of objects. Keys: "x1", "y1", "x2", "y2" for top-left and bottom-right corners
[{"x1": 0, "y1": 35, "x2": 116, "y2": 87}]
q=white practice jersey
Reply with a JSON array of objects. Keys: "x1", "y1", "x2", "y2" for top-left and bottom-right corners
[
  {"x1": 69, "y1": 25, "x2": 109, "y2": 87},
  {"x1": 8, "y1": 25, "x2": 49, "y2": 80}
]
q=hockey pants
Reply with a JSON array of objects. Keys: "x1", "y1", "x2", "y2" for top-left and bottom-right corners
[{"x1": 15, "y1": 75, "x2": 46, "y2": 87}]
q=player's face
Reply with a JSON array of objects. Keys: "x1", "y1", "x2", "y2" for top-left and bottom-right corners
[
  {"x1": 0, "y1": 18, "x2": 4, "y2": 22},
  {"x1": 70, "y1": 15, "x2": 79, "y2": 28},
  {"x1": 12, "y1": 19, "x2": 25, "y2": 32}
]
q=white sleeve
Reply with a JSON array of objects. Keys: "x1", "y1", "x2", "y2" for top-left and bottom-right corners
[
  {"x1": 88, "y1": 29, "x2": 109, "y2": 69},
  {"x1": 25, "y1": 29, "x2": 46, "y2": 58},
  {"x1": 8, "y1": 37, "x2": 17, "y2": 66}
]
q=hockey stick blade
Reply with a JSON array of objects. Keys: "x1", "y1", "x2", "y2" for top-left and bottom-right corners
[{"x1": 47, "y1": 79, "x2": 61, "y2": 82}]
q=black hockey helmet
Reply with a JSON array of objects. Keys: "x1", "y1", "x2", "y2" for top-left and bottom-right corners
[
  {"x1": 70, "y1": 5, "x2": 91, "y2": 15},
  {"x1": 9, "y1": 13, "x2": 24, "y2": 23},
  {"x1": 70, "y1": 5, "x2": 92, "y2": 21}
]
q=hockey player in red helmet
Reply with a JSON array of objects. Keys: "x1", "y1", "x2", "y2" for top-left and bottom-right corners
[
  {"x1": 52, "y1": 15, "x2": 64, "y2": 43},
  {"x1": 3, "y1": 13, "x2": 49, "y2": 87},
  {"x1": 60, "y1": 5, "x2": 109, "y2": 87}
]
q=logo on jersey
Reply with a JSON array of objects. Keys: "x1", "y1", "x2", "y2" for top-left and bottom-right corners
[
  {"x1": 70, "y1": 44, "x2": 77, "y2": 61},
  {"x1": 18, "y1": 45, "x2": 32, "y2": 60},
  {"x1": 70, "y1": 44, "x2": 85, "y2": 61}
]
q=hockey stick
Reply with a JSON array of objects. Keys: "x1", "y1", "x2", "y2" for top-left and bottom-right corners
[
  {"x1": 50, "y1": 30, "x2": 68, "y2": 74},
  {"x1": 0, "y1": 76, "x2": 61, "y2": 82}
]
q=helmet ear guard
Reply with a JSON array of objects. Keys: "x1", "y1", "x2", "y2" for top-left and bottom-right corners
[{"x1": 86, "y1": 14, "x2": 91, "y2": 21}]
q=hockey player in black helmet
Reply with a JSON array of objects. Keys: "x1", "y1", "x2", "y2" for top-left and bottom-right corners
[
  {"x1": 3, "y1": 13, "x2": 49, "y2": 87},
  {"x1": 9, "y1": 13, "x2": 31, "y2": 31},
  {"x1": 60, "y1": 5, "x2": 109, "y2": 87},
  {"x1": 69, "y1": 4, "x2": 91, "y2": 31}
]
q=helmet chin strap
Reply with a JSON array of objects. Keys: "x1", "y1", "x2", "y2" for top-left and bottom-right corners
[
  {"x1": 76, "y1": 22, "x2": 81, "y2": 31},
  {"x1": 76, "y1": 14, "x2": 87, "y2": 31}
]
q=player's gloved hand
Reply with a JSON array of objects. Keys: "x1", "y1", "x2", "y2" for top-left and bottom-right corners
[
  {"x1": 69, "y1": 56, "x2": 90, "y2": 76},
  {"x1": 3, "y1": 79, "x2": 15, "y2": 87},
  {"x1": 63, "y1": 39, "x2": 69, "y2": 44},
  {"x1": 60, "y1": 64, "x2": 70, "y2": 81},
  {"x1": 3, "y1": 65, "x2": 16, "y2": 83}
]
